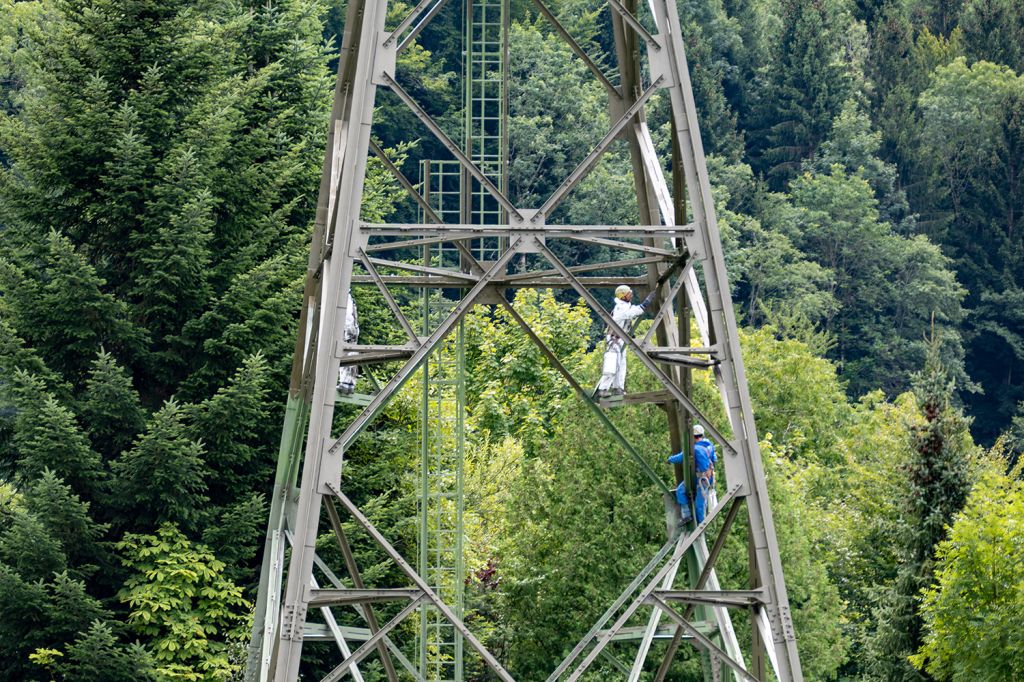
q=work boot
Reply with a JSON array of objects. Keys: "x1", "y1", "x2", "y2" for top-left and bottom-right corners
[
  {"x1": 596, "y1": 389, "x2": 611, "y2": 399},
  {"x1": 609, "y1": 388, "x2": 625, "y2": 397}
]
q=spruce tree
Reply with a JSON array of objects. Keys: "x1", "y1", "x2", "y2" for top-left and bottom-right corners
[
  {"x1": 9, "y1": 370, "x2": 107, "y2": 499},
  {"x1": 186, "y1": 353, "x2": 271, "y2": 505},
  {"x1": 0, "y1": 231, "x2": 147, "y2": 383},
  {"x1": 55, "y1": 621, "x2": 156, "y2": 682},
  {"x1": 110, "y1": 399, "x2": 209, "y2": 532},
  {"x1": 866, "y1": 342, "x2": 973, "y2": 681},
  {"x1": 78, "y1": 350, "x2": 146, "y2": 461},
  {"x1": 750, "y1": 0, "x2": 852, "y2": 187},
  {"x1": 960, "y1": 0, "x2": 1024, "y2": 73},
  {"x1": 0, "y1": 566, "x2": 109, "y2": 681},
  {"x1": 24, "y1": 470, "x2": 110, "y2": 582}
]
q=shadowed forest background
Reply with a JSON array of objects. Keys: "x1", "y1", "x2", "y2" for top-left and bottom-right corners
[{"x1": 2, "y1": 0, "x2": 1024, "y2": 678}]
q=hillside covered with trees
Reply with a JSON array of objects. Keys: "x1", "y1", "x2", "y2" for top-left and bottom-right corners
[{"x1": 1, "y1": 0, "x2": 1024, "y2": 678}]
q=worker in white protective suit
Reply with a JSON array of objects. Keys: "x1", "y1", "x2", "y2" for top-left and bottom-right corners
[
  {"x1": 337, "y1": 292, "x2": 359, "y2": 394},
  {"x1": 596, "y1": 284, "x2": 654, "y2": 398}
]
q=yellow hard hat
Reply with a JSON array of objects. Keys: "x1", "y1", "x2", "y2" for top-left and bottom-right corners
[{"x1": 615, "y1": 285, "x2": 632, "y2": 299}]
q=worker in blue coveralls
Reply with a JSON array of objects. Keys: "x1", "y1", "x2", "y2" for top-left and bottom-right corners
[{"x1": 668, "y1": 424, "x2": 718, "y2": 524}]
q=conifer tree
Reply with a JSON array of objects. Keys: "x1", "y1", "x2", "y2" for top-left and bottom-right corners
[
  {"x1": 78, "y1": 350, "x2": 146, "y2": 461},
  {"x1": 0, "y1": 318, "x2": 66, "y2": 477},
  {"x1": 0, "y1": 507, "x2": 67, "y2": 582},
  {"x1": 9, "y1": 370, "x2": 107, "y2": 499},
  {"x1": 866, "y1": 342, "x2": 973, "y2": 681},
  {"x1": 0, "y1": 231, "x2": 147, "y2": 383},
  {"x1": 24, "y1": 470, "x2": 110, "y2": 581},
  {"x1": 186, "y1": 353, "x2": 272, "y2": 504},
  {"x1": 0, "y1": 567, "x2": 109, "y2": 681},
  {"x1": 750, "y1": 0, "x2": 852, "y2": 186},
  {"x1": 110, "y1": 399, "x2": 209, "y2": 532},
  {"x1": 53, "y1": 621, "x2": 156, "y2": 682},
  {"x1": 959, "y1": 0, "x2": 1024, "y2": 73}
]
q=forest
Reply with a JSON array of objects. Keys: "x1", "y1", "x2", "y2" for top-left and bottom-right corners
[{"x1": 1, "y1": 0, "x2": 1024, "y2": 677}]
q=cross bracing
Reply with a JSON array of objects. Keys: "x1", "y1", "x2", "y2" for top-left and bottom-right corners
[{"x1": 245, "y1": 0, "x2": 805, "y2": 676}]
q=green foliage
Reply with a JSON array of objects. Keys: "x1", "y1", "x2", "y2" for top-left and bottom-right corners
[
  {"x1": 52, "y1": 621, "x2": 156, "y2": 682},
  {"x1": 866, "y1": 343, "x2": 974, "y2": 680},
  {"x1": 111, "y1": 400, "x2": 209, "y2": 532},
  {"x1": 741, "y1": 325, "x2": 847, "y2": 458},
  {"x1": 22, "y1": 470, "x2": 110, "y2": 581},
  {"x1": 116, "y1": 524, "x2": 250, "y2": 680},
  {"x1": 0, "y1": 566, "x2": 109, "y2": 681},
  {"x1": 915, "y1": 57, "x2": 1024, "y2": 440},
  {"x1": 464, "y1": 289, "x2": 592, "y2": 453},
  {"x1": 750, "y1": 0, "x2": 853, "y2": 185},
  {"x1": 959, "y1": 0, "x2": 1024, "y2": 73},
  {"x1": 9, "y1": 370, "x2": 107, "y2": 499},
  {"x1": 0, "y1": 230, "x2": 147, "y2": 382},
  {"x1": 911, "y1": 460, "x2": 1024, "y2": 679},
  {"x1": 784, "y1": 166, "x2": 966, "y2": 396},
  {"x1": 78, "y1": 350, "x2": 146, "y2": 461},
  {"x1": 186, "y1": 353, "x2": 272, "y2": 505},
  {"x1": 711, "y1": 158, "x2": 837, "y2": 325}
]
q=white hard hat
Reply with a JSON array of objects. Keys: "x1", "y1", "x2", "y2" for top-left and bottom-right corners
[
  {"x1": 615, "y1": 285, "x2": 632, "y2": 299},
  {"x1": 693, "y1": 424, "x2": 705, "y2": 437}
]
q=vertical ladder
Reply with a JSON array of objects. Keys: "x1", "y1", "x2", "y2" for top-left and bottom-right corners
[{"x1": 418, "y1": 299, "x2": 466, "y2": 682}]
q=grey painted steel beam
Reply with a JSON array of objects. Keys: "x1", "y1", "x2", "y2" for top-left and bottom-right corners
[
  {"x1": 349, "y1": 274, "x2": 649, "y2": 287},
  {"x1": 356, "y1": 249, "x2": 421, "y2": 344},
  {"x1": 647, "y1": 0, "x2": 802, "y2": 672},
  {"x1": 502, "y1": 255, "x2": 669, "y2": 282},
  {"x1": 648, "y1": 595, "x2": 759, "y2": 682},
  {"x1": 533, "y1": 78, "x2": 662, "y2": 223},
  {"x1": 529, "y1": 0, "x2": 620, "y2": 97},
  {"x1": 655, "y1": 589, "x2": 766, "y2": 608},
  {"x1": 498, "y1": 299, "x2": 672, "y2": 495},
  {"x1": 562, "y1": 485, "x2": 741, "y2": 681},
  {"x1": 641, "y1": 261, "x2": 693, "y2": 347},
  {"x1": 382, "y1": 74, "x2": 523, "y2": 221},
  {"x1": 321, "y1": 597, "x2": 425, "y2": 682},
  {"x1": 250, "y1": 0, "x2": 804, "y2": 673},
  {"x1": 359, "y1": 222, "x2": 695, "y2": 235},
  {"x1": 563, "y1": 235, "x2": 679, "y2": 256},
  {"x1": 396, "y1": 0, "x2": 451, "y2": 52},
  {"x1": 308, "y1": 588, "x2": 425, "y2": 607},
  {"x1": 327, "y1": 242, "x2": 521, "y2": 458},
  {"x1": 546, "y1": 534, "x2": 681, "y2": 682},
  {"x1": 534, "y1": 239, "x2": 734, "y2": 455},
  {"x1": 606, "y1": 0, "x2": 660, "y2": 50},
  {"x1": 327, "y1": 483, "x2": 517, "y2": 682},
  {"x1": 386, "y1": 0, "x2": 438, "y2": 46},
  {"x1": 322, "y1": 497, "x2": 401, "y2": 682}
]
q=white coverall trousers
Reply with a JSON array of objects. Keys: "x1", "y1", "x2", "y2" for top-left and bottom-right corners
[
  {"x1": 597, "y1": 336, "x2": 626, "y2": 391},
  {"x1": 337, "y1": 293, "x2": 359, "y2": 392}
]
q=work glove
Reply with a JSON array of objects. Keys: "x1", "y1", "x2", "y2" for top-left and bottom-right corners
[{"x1": 639, "y1": 291, "x2": 656, "y2": 309}]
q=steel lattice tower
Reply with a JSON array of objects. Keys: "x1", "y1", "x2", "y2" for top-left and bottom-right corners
[{"x1": 245, "y1": 0, "x2": 805, "y2": 676}]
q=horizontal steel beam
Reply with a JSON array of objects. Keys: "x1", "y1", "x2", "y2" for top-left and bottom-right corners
[
  {"x1": 595, "y1": 626, "x2": 691, "y2": 641},
  {"x1": 655, "y1": 589, "x2": 766, "y2": 608},
  {"x1": 503, "y1": 255, "x2": 668, "y2": 282},
  {"x1": 564, "y1": 235, "x2": 679, "y2": 257},
  {"x1": 337, "y1": 350, "x2": 414, "y2": 366},
  {"x1": 647, "y1": 595, "x2": 760, "y2": 682},
  {"x1": 360, "y1": 222, "x2": 694, "y2": 236},
  {"x1": 349, "y1": 275, "x2": 649, "y2": 288},
  {"x1": 308, "y1": 588, "x2": 424, "y2": 607},
  {"x1": 647, "y1": 354, "x2": 718, "y2": 368}
]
